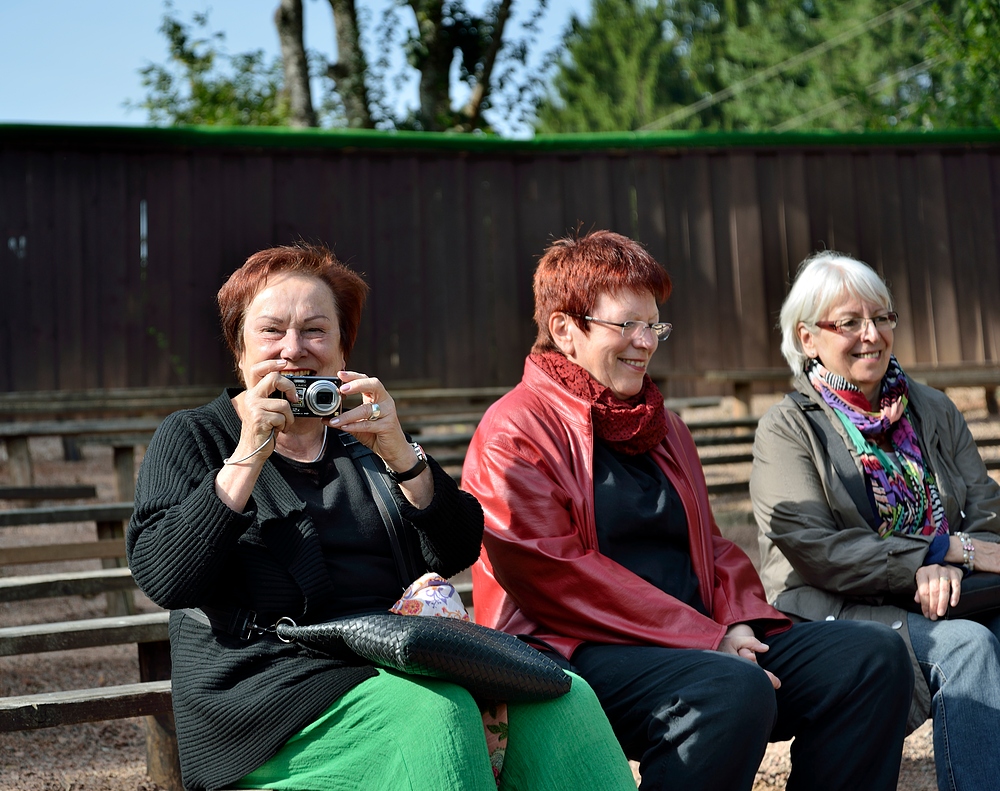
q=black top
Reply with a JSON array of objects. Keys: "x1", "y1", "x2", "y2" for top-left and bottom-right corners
[
  {"x1": 272, "y1": 434, "x2": 407, "y2": 617},
  {"x1": 127, "y1": 391, "x2": 484, "y2": 789},
  {"x1": 593, "y1": 441, "x2": 707, "y2": 616}
]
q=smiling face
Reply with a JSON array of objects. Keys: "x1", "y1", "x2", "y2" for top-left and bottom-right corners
[
  {"x1": 552, "y1": 289, "x2": 660, "y2": 400},
  {"x1": 798, "y1": 293, "x2": 894, "y2": 404},
  {"x1": 237, "y1": 272, "x2": 345, "y2": 389}
]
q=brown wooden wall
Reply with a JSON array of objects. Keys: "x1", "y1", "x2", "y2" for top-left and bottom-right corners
[{"x1": 2, "y1": 126, "x2": 999, "y2": 395}]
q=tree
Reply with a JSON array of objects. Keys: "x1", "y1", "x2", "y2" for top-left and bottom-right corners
[
  {"x1": 535, "y1": 0, "x2": 689, "y2": 133},
  {"x1": 132, "y1": 0, "x2": 551, "y2": 134},
  {"x1": 914, "y1": 0, "x2": 1000, "y2": 128},
  {"x1": 275, "y1": 0, "x2": 318, "y2": 127},
  {"x1": 128, "y1": 4, "x2": 293, "y2": 127},
  {"x1": 536, "y1": 0, "x2": 954, "y2": 133}
]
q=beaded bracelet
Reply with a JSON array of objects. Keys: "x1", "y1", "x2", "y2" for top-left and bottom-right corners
[{"x1": 956, "y1": 531, "x2": 976, "y2": 573}]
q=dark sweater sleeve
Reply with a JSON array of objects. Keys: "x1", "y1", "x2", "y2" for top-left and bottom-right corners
[
  {"x1": 127, "y1": 409, "x2": 256, "y2": 609},
  {"x1": 392, "y1": 456, "x2": 485, "y2": 579}
]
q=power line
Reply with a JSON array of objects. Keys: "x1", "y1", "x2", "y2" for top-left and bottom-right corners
[
  {"x1": 639, "y1": 0, "x2": 932, "y2": 131},
  {"x1": 771, "y1": 58, "x2": 936, "y2": 132}
]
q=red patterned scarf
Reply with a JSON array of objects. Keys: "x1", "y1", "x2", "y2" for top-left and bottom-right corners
[{"x1": 530, "y1": 352, "x2": 668, "y2": 455}]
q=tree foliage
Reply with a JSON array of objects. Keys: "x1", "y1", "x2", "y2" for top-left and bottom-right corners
[
  {"x1": 536, "y1": 0, "x2": 995, "y2": 134},
  {"x1": 131, "y1": 0, "x2": 550, "y2": 134},
  {"x1": 915, "y1": 0, "x2": 1000, "y2": 128},
  {"x1": 128, "y1": 4, "x2": 293, "y2": 127}
]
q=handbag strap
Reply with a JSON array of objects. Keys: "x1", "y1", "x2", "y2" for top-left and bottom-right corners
[
  {"x1": 789, "y1": 391, "x2": 878, "y2": 530},
  {"x1": 338, "y1": 431, "x2": 420, "y2": 585}
]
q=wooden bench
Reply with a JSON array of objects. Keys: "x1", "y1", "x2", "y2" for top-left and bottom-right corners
[
  {"x1": 0, "y1": 611, "x2": 180, "y2": 789},
  {"x1": 704, "y1": 364, "x2": 1000, "y2": 417},
  {"x1": 0, "y1": 501, "x2": 136, "y2": 613}
]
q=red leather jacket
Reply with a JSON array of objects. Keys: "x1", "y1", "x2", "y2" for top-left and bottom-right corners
[{"x1": 462, "y1": 357, "x2": 790, "y2": 659}]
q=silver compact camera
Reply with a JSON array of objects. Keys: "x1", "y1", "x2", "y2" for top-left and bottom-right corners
[{"x1": 282, "y1": 375, "x2": 343, "y2": 418}]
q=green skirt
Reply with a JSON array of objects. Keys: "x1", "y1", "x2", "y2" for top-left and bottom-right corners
[{"x1": 233, "y1": 669, "x2": 636, "y2": 791}]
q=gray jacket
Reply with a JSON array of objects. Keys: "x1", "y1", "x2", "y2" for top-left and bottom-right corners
[{"x1": 751, "y1": 373, "x2": 1000, "y2": 731}]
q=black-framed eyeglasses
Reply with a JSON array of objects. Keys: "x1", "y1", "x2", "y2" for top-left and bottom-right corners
[
  {"x1": 580, "y1": 315, "x2": 672, "y2": 341},
  {"x1": 814, "y1": 312, "x2": 898, "y2": 335}
]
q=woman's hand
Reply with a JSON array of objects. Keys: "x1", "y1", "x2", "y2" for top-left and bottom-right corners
[
  {"x1": 914, "y1": 564, "x2": 962, "y2": 620},
  {"x1": 717, "y1": 623, "x2": 781, "y2": 689},
  {"x1": 330, "y1": 370, "x2": 434, "y2": 508},
  {"x1": 216, "y1": 360, "x2": 299, "y2": 511}
]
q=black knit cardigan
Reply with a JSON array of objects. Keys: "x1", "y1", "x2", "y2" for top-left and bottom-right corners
[{"x1": 126, "y1": 391, "x2": 485, "y2": 790}]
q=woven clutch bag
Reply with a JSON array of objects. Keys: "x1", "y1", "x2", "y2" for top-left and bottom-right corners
[{"x1": 275, "y1": 611, "x2": 571, "y2": 701}]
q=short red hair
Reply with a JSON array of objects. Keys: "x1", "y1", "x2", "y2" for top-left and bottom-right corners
[
  {"x1": 218, "y1": 243, "x2": 369, "y2": 373},
  {"x1": 532, "y1": 230, "x2": 672, "y2": 353}
]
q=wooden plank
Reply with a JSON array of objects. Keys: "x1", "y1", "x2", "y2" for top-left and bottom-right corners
[
  {"x1": 872, "y1": 152, "x2": 917, "y2": 363},
  {"x1": 0, "y1": 612, "x2": 169, "y2": 656},
  {"x1": 0, "y1": 567, "x2": 136, "y2": 603},
  {"x1": 421, "y1": 155, "x2": 471, "y2": 388},
  {"x1": 0, "y1": 485, "x2": 97, "y2": 500},
  {"x1": 0, "y1": 417, "x2": 161, "y2": 438},
  {"x1": 0, "y1": 681, "x2": 173, "y2": 732},
  {"x1": 0, "y1": 501, "x2": 134, "y2": 528},
  {"x1": 756, "y1": 152, "x2": 792, "y2": 369},
  {"x1": 917, "y1": 152, "x2": 963, "y2": 363},
  {"x1": 729, "y1": 154, "x2": 770, "y2": 371},
  {"x1": 825, "y1": 152, "x2": 857, "y2": 254},
  {"x1": 680, "y1": 154, "x2": 720, "y2": 375},
  {"x1": 0, "y1": 538, "x2": 126, "y2": 565},
  {"x1": 0, "y1": 385, "x2": 219, "y2": 416},
  {"x1": 4, "y1": 436, "x2": 34, "y2": 486},
  {"x1": 710, "y1": 154, "x2": 741, "y2": 372}
]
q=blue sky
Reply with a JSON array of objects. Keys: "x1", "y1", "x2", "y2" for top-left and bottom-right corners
[{"x1": 0, "y1": 0, "x2": 587, "y2": 136}]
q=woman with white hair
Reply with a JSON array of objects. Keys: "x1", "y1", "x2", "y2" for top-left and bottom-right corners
[{"x1": 750, "y1": 250, "x2": 1000, "y2": 791}]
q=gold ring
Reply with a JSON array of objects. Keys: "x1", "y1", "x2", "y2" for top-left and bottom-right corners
[
  {"x1": 368, "y1": 402, "x2": 382, "y2": 421},
  {"x1": 940, "y1": 576, "x2": 951, "y2": 582}
]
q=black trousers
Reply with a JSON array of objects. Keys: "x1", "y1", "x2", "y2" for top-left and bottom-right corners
[{"x1": 569, "y1": 620, "x2": 913, "y2": 791}]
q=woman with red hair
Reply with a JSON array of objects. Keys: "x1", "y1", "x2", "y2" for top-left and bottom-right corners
[
  {"x1": 127, "y1": 243, "x2": 637, "y2": 791},
  {"x1": 462, "y1": 230, "x2": 913, "y2": 790}
]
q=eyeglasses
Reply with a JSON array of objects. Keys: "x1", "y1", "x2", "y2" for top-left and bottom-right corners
[
  {"x1": 814, "y1": 312, "x2": 898, "y2": 335},
  {"x1": 580, "y1": 315, "x2": 673, "y2": 341}
]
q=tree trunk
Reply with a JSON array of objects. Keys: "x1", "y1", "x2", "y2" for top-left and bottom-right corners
[
  {"x1": 327, "y1": 0, "x2": 374, "y2": 128},
  {"x1": 460, "y1": 0, "x2": 513, "y2": 130},
  {"x1": 408, "y1": 0, "x2": 454, "y2": 131},
  {"x1": 275, "y1": 0, "x2": 318, "y2": 127}
]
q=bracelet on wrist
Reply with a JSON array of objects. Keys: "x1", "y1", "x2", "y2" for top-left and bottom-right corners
[
  {"x1": 386, "y1": 442, "x2": 428, "y2": 483},
  {"x1": 224, "y1": 430, "x2": 275, "y2": 466},
  {"x1": 956, "y1": 531, "x2": 975, "y2": 573}
]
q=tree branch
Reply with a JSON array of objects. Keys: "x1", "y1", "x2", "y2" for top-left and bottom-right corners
[
  {"x1": 274, "y1": 0, "x2": 318, "y2": 127},
  {"x1": 460, "y1": 0, "x2": 513, "y2": 129},
  {"x1": 327, "y1": 0, "x2": 374, "y2": 128}
]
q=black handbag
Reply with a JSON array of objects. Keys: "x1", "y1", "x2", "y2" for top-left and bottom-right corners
[
  {"x1": 899, "y1": 571, "x2": 1000, "y2": 620},
  {"x1": 297, "y1": 434, "x2": 572, "y2": 701},
  {"x1": 947, "y1": 572, "x2": 1000, "y2": 619},
  {"x1": 274, "y1": 611, "x2": 572, "y2": 701}
]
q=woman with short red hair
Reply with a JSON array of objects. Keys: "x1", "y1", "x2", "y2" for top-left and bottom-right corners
[{"x1": 463, "y1": 229, "x2": 914, "y2": 790}]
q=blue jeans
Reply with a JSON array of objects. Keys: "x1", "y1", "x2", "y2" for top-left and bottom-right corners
[{"x1": 907, "y1": 612, "x2": 1000, "y2": 791}]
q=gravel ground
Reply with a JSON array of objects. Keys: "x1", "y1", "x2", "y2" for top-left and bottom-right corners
[{"x1": 3, "y1": 387, "x2": 996, "y2": 790}]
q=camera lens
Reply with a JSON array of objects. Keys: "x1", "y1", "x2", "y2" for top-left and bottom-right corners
[{"x1": 303, "y1": 380, "x2": 341, "y2": 416}]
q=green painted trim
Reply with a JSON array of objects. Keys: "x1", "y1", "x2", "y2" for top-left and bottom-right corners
[{"x1": 1, "y1": 123, "x2": 999, "y2": 153}]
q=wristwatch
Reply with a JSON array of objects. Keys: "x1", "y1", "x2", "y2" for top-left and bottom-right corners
[{"x1": 386, "y1": 442, "x2": 428, "y2": 483}]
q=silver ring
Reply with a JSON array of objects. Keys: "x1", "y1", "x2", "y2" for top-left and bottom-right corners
[
  {"x1": 940, "y1": 576, "x2": 951, "y2": 582},
  {"x1": 368, "y1": 402, "x2": 382, "y2": 421}
]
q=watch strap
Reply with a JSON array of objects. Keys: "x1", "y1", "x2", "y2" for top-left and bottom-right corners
[{"x1": 386, "y1": 443, "x2": 427, "y2": 483}]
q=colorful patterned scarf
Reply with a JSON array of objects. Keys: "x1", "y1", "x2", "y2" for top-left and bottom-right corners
[
  {"x1": 530, "y1": 351, "x2": 668, "y2": 456},
  {"x1": 806, "y1": 356, "x2": 949, "y2": 539}
]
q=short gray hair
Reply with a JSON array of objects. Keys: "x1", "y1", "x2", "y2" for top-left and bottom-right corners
[{"x1": 779, "y1": 251, "x2": 893, "y2": 373}]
